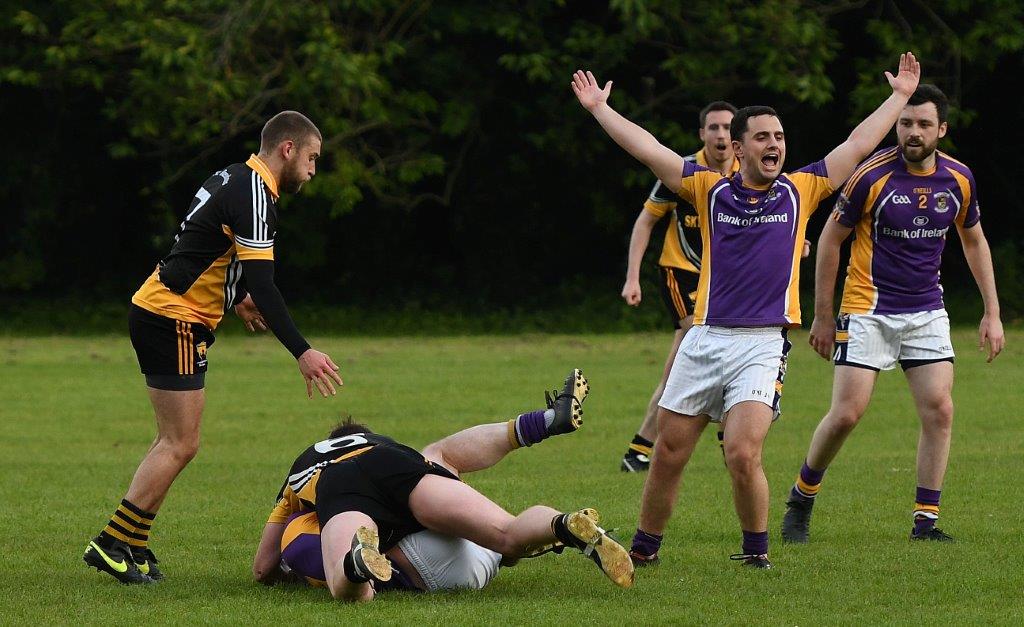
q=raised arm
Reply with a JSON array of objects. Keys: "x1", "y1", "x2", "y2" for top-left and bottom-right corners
[
  {"x1": 571, "y1": 70, "x2": 685, "y2": 193},
  {"x1": 823, "y1": 52, "x2": 921, "y2": 188},
  {"x1": 957, "y1": 222, "x2": 1004, "y2": 362},
  {"x1": 808, "y1": 219, "x2": 854, "y2": 359}
]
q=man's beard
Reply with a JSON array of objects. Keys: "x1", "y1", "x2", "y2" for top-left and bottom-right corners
[
  {"x1": 901, "y1": 139, "x2": 938, "y2": 164},
  {"x1": 279, "y1": 167, "x2": 305, "y2": 194}
]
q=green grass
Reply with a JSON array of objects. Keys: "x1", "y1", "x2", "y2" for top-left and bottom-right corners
[{"x1": 1, "y1": 330, "x2": 1022, "y2": 625}]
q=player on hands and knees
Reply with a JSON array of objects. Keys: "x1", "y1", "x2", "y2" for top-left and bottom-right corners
[
  {"x1": 83, "y1": 111, "x2": 343, "y2": 585},
  {"x1": 252, "y1": 369, "x2": 635, "y2": 601},
  {"x1": 781, "y1": 84, "x2": 1004, "y2": 544},
  {"x1": 262, "y1": 370, "x2": 597, "y2": 593},
  {"x1": 572, "y1": 53, "x2": 920, "y2": 568}
]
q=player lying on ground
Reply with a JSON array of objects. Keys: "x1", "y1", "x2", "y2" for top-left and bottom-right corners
[
  {"x1": 252, "y1": 369, "x2": 635, "y2": 600},
  {"x1": 263, "y1": 408, "x2": 609, "y2": 592}
]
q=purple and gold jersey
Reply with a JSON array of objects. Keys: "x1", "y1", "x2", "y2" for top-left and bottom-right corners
[
  {"x1": 644, "y1": 150, "x2": 741, "y2": 273},
  {"x1": 834, "y1": 147, "x2": 980, "y2": 315},
  {"x1": 677, "y1": 160, "x2": 833, "y2": 327}
]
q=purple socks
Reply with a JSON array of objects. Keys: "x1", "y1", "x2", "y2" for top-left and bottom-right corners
[
  {"x1": 630, "y1": 529, "x2": 663, "y2": 557},
  {"x1": 790, "y1": 460, "x2": 826, "y2": 502},
  {"x1": 913, "y1": 486, "x2": 941, "y2": 532},
  {"x1": 742, "y1": 530, "x2": 769, "y2": 556},
  {"x1": 511, "y1": 410, "x2": 550, "y2": 447}
]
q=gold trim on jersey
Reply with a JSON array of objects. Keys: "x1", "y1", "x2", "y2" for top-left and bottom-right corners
[
  {"x1": 947, "y1": 167, "x2": 973, "y2": 227},
  {"x1": 267, "y1": 446, "x2": 375, "y2": 524},
  {"x1": 937, "y1": 150, "x2": 969, "y2": 170},
  {"x1": 686, "y1": 171, "x2": 728, "y2": 326},
  {"x1": 133, "y1": 157, "x2": 279, "y2": 329},
  {"x1": 906, "y1": 162, "x2": 937, "y2": 176},
  {"x1": 840, "y1": 147, "x2": 898, "y2": 197},
  {"x1": 245, "y1": 154, "x2": 280, "y2": 201},
  {"x1": 649, "y1": 150, "x2": 738, "y2": 273},
  {"x1": 689, "y1": 167, "x2": 832, "y2": 326},
  {"x1": 840, "y1": 172, "x2": 894, "y2": 314},
  {"x1": 223, "y1": 225, "x2": 274, "y2": 261},
  {"x1": 133, "y1": 244, "x2": 237, "y2": 330}
]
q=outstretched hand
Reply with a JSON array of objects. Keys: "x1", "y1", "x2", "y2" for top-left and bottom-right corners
[
  {"x1": 297, "y1": 348, "x2": 344, "y2": 398},
  {"x1": 570, "y1": 70, "x2": 612, "y2": 112},
  {"x1": 885, "y1": 52, "x2": 921, "y2": 98}
]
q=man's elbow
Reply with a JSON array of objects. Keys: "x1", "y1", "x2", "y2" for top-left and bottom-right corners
[
  {"x1": 253, "y1": 558, "x2": 279, "y2": 584},
  {"x1": 253, "y1": 563, "x2": 270, "y2": 583}
]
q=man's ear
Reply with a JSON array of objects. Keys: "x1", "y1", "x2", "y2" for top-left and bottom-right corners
[{"x1": 937, "y1": 122, "x2": 948, "y2": 139}]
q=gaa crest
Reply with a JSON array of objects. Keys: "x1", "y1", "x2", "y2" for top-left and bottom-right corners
[{"x1": 933, "y1": 191, "x2": 950, "y2": 213}]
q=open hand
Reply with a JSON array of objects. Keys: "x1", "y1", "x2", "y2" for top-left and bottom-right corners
[
  {"x1": 979, "y1": 314, "x2": 1005, "y2": 363},
  {"x1": 234, "y1": 295, "x2": 267, "y2": 332},
  {"x1": 571, "y1": 70, "x2": 612, "y2": 112},
  {"x1": 886, "y1": 52, "x2": 921, "y2": 98},
  {"x1": 297, "y1": 348, "x2": 344, "y2": 398}
]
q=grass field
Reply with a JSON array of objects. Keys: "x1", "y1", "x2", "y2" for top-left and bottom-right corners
[{"x1": 1, "y1": 329, "x2": 1022, "y2": 625}]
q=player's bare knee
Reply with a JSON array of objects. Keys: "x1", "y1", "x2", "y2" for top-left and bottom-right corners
[
  {"x1": 491, "y1": 535, "x2": 522, "y2": 557},
  {"x1": 169, "y1": 437, "x2": 200, "y2": 465},
  {"x1": 827, "y1": 407, "x2": 863, "y2": 433},
  {"x1": 724, "y1": 445, "x2": 761, "y2": 476},
  {"x1": 420, "y1": 441, "x2": 444, "y2": 465},
  {"x1": 922, "y1": 400, "x2": 954, "y2": 431}
]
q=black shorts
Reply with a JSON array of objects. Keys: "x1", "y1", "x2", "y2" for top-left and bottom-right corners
[
  {"x1": 128, "y1": 305, "x2": 215, "y2": 390},
  {"x1": 315, "y1": 443, "x2": 459, "y2": 551},
  {"x1": 658, "y1": 266, "x2": 699, "y2": 330}
]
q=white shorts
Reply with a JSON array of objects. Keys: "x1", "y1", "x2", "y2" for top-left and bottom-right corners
[
  {"x1": 834, "y1": 309, "x2": 954, "y2": 371},
  {"x1": 397, "y1": 531, "x2": 501, "y2": 592},
  {"x1": 659, "y1": 325, "x2": 791, "y2": 423}
]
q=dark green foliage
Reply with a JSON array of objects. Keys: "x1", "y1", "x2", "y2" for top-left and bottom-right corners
[{"x1": 2, "y1": 1, "x2": 1022, "y2": 319}]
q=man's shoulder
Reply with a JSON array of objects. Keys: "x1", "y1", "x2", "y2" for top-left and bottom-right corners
[
  {"x1": 210, "y1": 162, "x2": 271, "y2": 209},
  {"x1": 647, "y1": 180, "x2": 680, "y2": 204},
  {"x1": 829, "y1": 148, "x2": 901, "y2": 195},
  {"x1": 936, "y1": 151, "x2": 975, "y2": 179},
  {"x1": 217, "y1": 162, "x2": 254, "y2": 192}
]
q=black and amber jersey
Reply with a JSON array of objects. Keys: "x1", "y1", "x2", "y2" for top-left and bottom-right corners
[
  {"x1": 132, "y1": 155, "x2": 279, "y2": 330},
  {"x1": 267, "y1": 432, "x2": 402, "y2": 524},
  {"x1": 643, "y1": 150, "x2": 740, "y2": 273}
]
